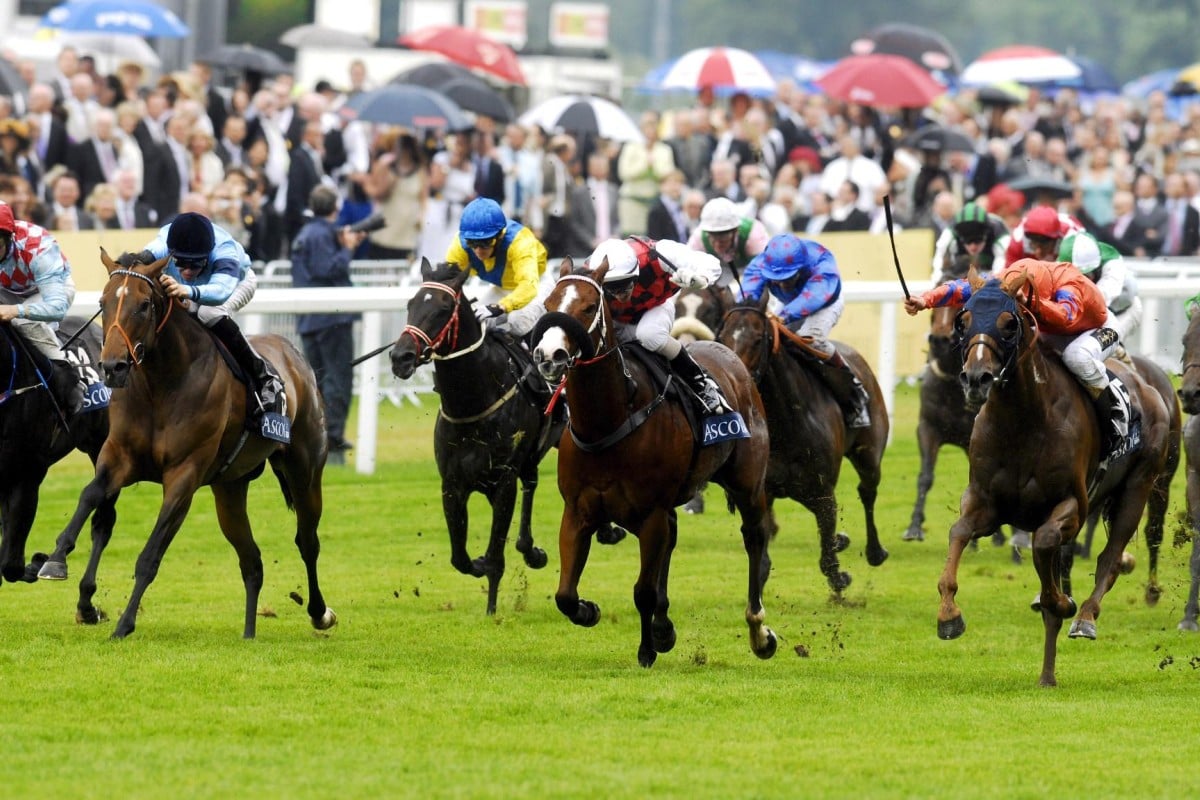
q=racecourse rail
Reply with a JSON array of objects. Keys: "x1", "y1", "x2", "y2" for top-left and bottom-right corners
[{"x1": 68, "y1": 258, "x2": 1200, "y2": 475}]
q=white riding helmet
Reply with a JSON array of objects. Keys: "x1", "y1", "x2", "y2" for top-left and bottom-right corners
[
  {"x1": 589, "y1": 238, "x2": 638, "y2": 282},
  {"x1": 699, "y1": 197, "x2": 741, "y2": 233}
]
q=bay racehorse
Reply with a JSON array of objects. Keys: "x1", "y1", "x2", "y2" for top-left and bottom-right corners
[
  {"x1": 531, "y1": 259, "x2": 777, "y2": 667},
  {"x1": 0, "y1": 317, "x2": 117, "y2": 623},
  {"x1": 39, "y1": 251, "x2": 336, "y2": 639},
  {"x1": 716, "y1": 303, "x2": 889, "y2": 593},
  {"x1": 389, "y1": 259, "x2": 559, "y2": 615},
  {"x1": 938, "y1": 275, "x2": 1171, "y2": 686},
  {"x1": 1174, "y1": 312, "x2": 1200, "y2": 631}
]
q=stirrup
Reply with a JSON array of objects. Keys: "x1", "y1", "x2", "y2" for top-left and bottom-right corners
[
  {"x1": 846, "y1": 406, "x2": 871, "y2": 429},
  {"x1": 695, "y1": 377, "x2": 726, "y2": 415}
]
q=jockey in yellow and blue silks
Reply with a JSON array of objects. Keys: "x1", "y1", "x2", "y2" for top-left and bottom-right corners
[
  {"x1": 445, "y1": 197, "x2": 547, "y2": 334},
  {"x1": 126, "y1": 212, "x2": 283, "y2": 418},
  {"x1": 742, "y1": 233, "x2": 871, "y2": 428}
]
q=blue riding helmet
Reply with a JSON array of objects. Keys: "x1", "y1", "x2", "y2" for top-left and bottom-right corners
[
  {"x1": 459, "y1": 198, "x2": 506, "y2": 242},
  {"x1": 757, "y1": 234, "x2": 808, "y2": 280},
  {"x1": 166, "y1": 212, "x2": 215, "y2": 261}
]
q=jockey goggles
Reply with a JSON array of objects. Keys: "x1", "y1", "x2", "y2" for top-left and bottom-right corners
[
  {"x1": 466, "y1": 235, "x2": 498, "y2": 249},
  {"x1": 173, "y1": 253, "x2": 209, "y2": 271}
]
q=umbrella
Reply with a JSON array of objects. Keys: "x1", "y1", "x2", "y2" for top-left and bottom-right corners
[
  {"x1": 1005, "y1": 175, "x2": 1075, "y2": 200},
  {"x1": 437, "y1": 78, "x2": 514, "y2": 122},
  {"x1": 398, "y1": 25, "x2": 525, "y2": 85},
  {"x1": 199, "y1": 43, "x2": 290, "y2": 75},
  {"x1": 391, "y1": 61, "x2": 480, "y2": 88},
  {"x1": 814, "y1": 54, "x2": 946, "y2": 108},
  {"x1": 960, "y1": 45, "x2": 1081, "y2": 86},
  {"x1": 58, "y1": 31, "x2": 162, "y2": 69},
  {"x1": 850, "y1": 22, "x2": 962, "y2": 75},
  {"x1": 657, "y1": 46, "x2": 776, "y2": 94},
  {"x1": 518, "y1": 95, "x2": 643, "y2": 143},
  {"x1": 40, "y1": 0, "x2": 189, "y2": 38},
  {"x1": 339, "y1": 84, "x2": 470, "y2": 130},
  {"x1": 281, "y1": 23, "x2": 372, "y2": 49},
  {"x1": 752, "y1": 50, "x2": 834, "y2": 93},
  {"x1": 975, "y1": 81, "x2": 1029, "y2": 107},
  {"x1": 899, "y1": 125, "x2": 975, "y2": 153},
  {"x1": 1123, "y1": 67, "x2": 1183, "y2": 99},
  {"x1": 1061, "y1": 56, "x2": 1119, "y2": 94}
]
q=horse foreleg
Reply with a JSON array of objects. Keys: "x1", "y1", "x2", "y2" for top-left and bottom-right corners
[
  {"x1": 0, "y1": 480, "x2": 41, "y2": 583},
  {"x1": 633, "y1": 509, "x2": 672, "y2": 668},
  {"x1": 513, "y1": 463, "x2": 548, "y2": 570},
  {"x1": 1030, "y1": 497, "x2": 1082, "y2": 624},
  {"x1": 937, "y1": 489, "x2": 997, "y2": 640},
  {"x1": 112, "y1": 471, "x2": 200, "y2": 639},
  {"x1": 905, "y1": 427, "x2": 941, "y2": 542},
  {"x1": 480, "y1": 477, "x2": 518, "y2": 616},
  {"x1": 442, "y1": 484, "x2": 481, "y2": 578},
  {"x1": 1181, "y1": 527, "x2": 1200, "y2": 632},
  {"x1": 41, "y1": 457, "x2": 129, "y2": 582},
  {"x1": 1142, "y1": 472, "x2": 1171, "y2": 606},
  {"x1": 650, "y1": 509, "x2": 677, "y2": 656},
  {"x1": 853, "y1": 450, "x2": 888, "y2": 566},
  {"x1": 211, "y1": 481, "x2": 264, "y2": 639},
  {"x1": 805, "y1": 491, "x2": 850, "y2": 593},
  {"x1": 75, "y1": 492, "x2": 119, "y2": 625},
  {"x1": 1070, "y1": 482, "x2": 1151, "y2": 641},
  {"x1": 1039, "y1": 609, "x2": 1065, "y2": 688},
  {"x1": 554, "y1": 506, "x2": 599, "y2": 628},
  {"x1": 735, "y1": 492, "x2": 777, "y2": 660}
]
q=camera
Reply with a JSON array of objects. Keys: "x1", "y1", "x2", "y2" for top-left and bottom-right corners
[{"x1": 348, "y1": 212, "x2": 387, "y2": 234}]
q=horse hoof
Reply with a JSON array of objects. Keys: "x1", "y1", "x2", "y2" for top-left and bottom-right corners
[
  {"x1": 652, "y1": 620, "x2": 676, "y2": 653},
  {"x1": 75, "y1": 607, "x2": 106, "y2": 625},
  {"x1": 683, "y1": 496, "x2": 704, "y2": 515},
  {"x1": 830, "y1": 571, "x2": 852, "y2": 592},
  {"x1": 313, "y1": 607, "x2": 337, "y2": 631},
  {"x1": 1030, "y1": 593, "x2": 1041, "y2": 612},
  {"x1": 638, "y1": 644, "x2": 657, "y2": 668},
  {"x1": 1118, "y1": 551, "x2": 1136, "y2": 575},
  {"x1": 755, "y1": 629, "x2": 778, "y2": 660},
  {"x1": 867, "y1": 547, "x2": 888, "y2": 567},
  {"x1": 1068, "y1": 618, "x2": 1096, "y2": 639},
  {"x1": 576, "y1": 600, "x2": 601, "y2": 627},
  {"x1": 469, "y1": 558, "x2": 487, "y2": 578},
  {"x1": 1177, "y1": 618, "x2": 1199, "y2": 632},
  {"x1": 938, "y1": 616, "x2": 965, "y2": 640},
  {"x1": 834, "y1": 532, "x2": 851, "y2": 553},
  {"x1": 991, "y1": 530, "x2": 1007, "y2": 547},
  {"x1": 596, "y1": 524, "x2": 626, "y2": 546},
  {"x1": 522, "y1": 547, "x2": 548, "y2": 570},
  {"x1": 37, "y1": 560, "x2": 68, "y2": 581},
  {"x1": 1145, "y1": 584, "x2": 1162, "y2": 606},
  {"x1": 902, "y1": 528, "x2": 925, "y2": 542}
]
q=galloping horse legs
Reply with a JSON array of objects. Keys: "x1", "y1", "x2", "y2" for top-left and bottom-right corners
[
  {"x1": 554, "y1": 506, "x2": 599, "y2": 628},
  {"x1": 633, "y1": 508, "x2": 674, "y2": 668},
  {"x1": 1029, "y1": 497, "x2": 1082, "y2": 621},
  {"x1": 75, "y1": 493, "x2": 118, "y2": 625},
  {"x1": 1038, "y1": 611, "x2": 1065, "y2": 688},
  {"x1": 41, "y1": 457, "x2": 129, "y2": 582},
  {"x1": 480, "y1": 476, "x2": 518, "y2": 616},
  {"x1": 514, "y1": 462, "x2": 549, "y2": 571},
  {"x1": 852, "y1": 452, "x2": 888, "y2": 567},
  {"x1": 905, "y1": 427, "x2": 942, "y2": 542},
  {"x1": 1182, "y1": 530, "x2": 1200, "y2": 631},
  {"x1": 733, "y1": 492, "x2": 776, "y2": 660},
  {"x1": 804, "y1": 491, "x2": 851, "y2": 593},
  {"x1": 1070, "y1": 482, "x2": 1152, "y2": 640},
  {"x1": 1142, "y1": 472, "x2": 1172, "y2": 605},
  {"x1": 0, "y1": 478, "x2": 43, "y2": 583},
  {"x1": 937, "y1": 492, "x2": 997, "y2": 640},
  {"x1": 210, "y1": 481, "x2": 264, "y2": 639},
  {"x1": 442, "y1": 485, "x2": 483, "y2": 579},
  {"x1": 650, "y1": 510, "x2": 678, "y2": 656},
  {"x1": 273, "y1": 456, "x2": 335, "y2": 632}
]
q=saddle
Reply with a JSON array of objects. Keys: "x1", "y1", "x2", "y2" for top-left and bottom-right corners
[
  {"x1": 206, "y1": 333, "x2": 289, "y2": 443},
  {"x1": 621, "y1": 345, "x2": 745, "y2": 447}
]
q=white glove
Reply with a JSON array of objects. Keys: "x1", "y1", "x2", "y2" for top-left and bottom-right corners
[
  {"x1": 474, "y1": 303, "x2": 503, "y2": 323},
  {"x1": 670, "y1": 266, "x2": 710, "y2": 291}
]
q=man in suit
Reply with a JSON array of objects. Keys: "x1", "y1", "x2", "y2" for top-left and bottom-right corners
[
  {"x1": 214, "y1": 114, "x2": 249, "y2": 169},
  {"x1": 47, "y1": 170, "x2": 94, "y2": 230},
  {"x1": 1099, "y1": 189, "x2": 1148, "y2": 256},
  {"x1": 113, "y1": 168, "x2": 157, "y2": 229},
  {"x1": 540, "y1": 133, "x2": 575, "y2": 259},
  {"x1": 705, "y1": 157, "x2": 744, "y2": 204},
  {"x1": 1160, "y1": 172, "x2": 1200, "y2": 256},
  {"x1": 285, "y1": 119, "x2": 326, "y2": 243},
  {"x1": 472, "y1": 129, "x2": 505, "y2": 205},
  {"x1": 667, "y1": 107, "x2": 713, "y2": 189},
  {"x1": 141, "y1": 112, "x2": 189, "y2": 224},
  {"x1": 66, "y1": 107, "x2": 122, "y2": 203},
  {"x1": 1131, "y1": 172, "x2": 1168, "y2": 256},
  {"x1": 25, "y1": 83, "x2": 69, "y2": 174},
  {"x1": 947, "y1": 147, "x2": 999, "y2": 205},
  {"x1": 646, "y1": 169, "x2": 690, "y2": 243},
  {"x1": 191, "y1": 60, "x2": 228, "y2": 137},
  {"x1": 821, "y1": 180, "x2": 872, "y2": 232},
  {"x1": 566, "y1": 152, "x2": 618, "y2": 258}
]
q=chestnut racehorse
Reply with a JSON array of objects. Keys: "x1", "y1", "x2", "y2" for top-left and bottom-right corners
[
  {"x1": 40, "y1": 251, "x2": 336, "y2": 639},
  {"x1": 716, "y1": 304, "x2": 889, "y2": 592},
  {"x1": 938, "y1": 276, "x2": 1171, "y2": 687},
  {"x1": 1174, "y1": 312, "x2": 1200, "y2": 631},
  {"x1": 531, "y1": 259, "x2": 776, "y2": 667}
]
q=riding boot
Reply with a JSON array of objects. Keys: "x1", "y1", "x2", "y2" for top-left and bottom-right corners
[
  {"x1": 210, "y1": 317, "x2": 284, "y2": 416},
  {"x1": 670, "y1": 349, "x2": 728, "y2": 415},
  {"x1": 1091, "y1": 377, "x2": 1131, "y2": 455},
  {"x1": 814, "y1": 350, "x2": 871, "y2": 429},
  {"x1": 50, "y1": 359, "x2": 82, "y2": 415}
]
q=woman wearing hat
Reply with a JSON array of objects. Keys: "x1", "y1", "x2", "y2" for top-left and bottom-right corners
[{"x1": 0, "y1": 118, "x2": 40, "y2": 192}]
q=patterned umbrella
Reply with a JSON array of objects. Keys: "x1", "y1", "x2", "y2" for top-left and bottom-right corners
[
  {"x1": 850, "y1": 22, "x2": 962, "y2": 76},
  {"x1": 815, "y1": 54, "x2": 946, "y2": 108},
  {"x1": 518, "y1": 95, "x2": 643, "y2": 143},
  {"x1": 656, "y1": 46, "x2": 776, "y2": 94},
  {"x1": 340, "y1": 85, "x2": 471, "y2": 131},
  {"x1": 40, "y1": 0, "x2": 189, "y2": 37},
  {"x1": 960, "y1": 46, "x2": 1081, "y2": 86}
]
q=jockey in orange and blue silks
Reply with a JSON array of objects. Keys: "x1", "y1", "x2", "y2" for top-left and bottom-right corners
[
  {"x1": 446, "y1": 197, "x2": 547, "y2": 335},
  {"x1": 741, "y1": 233, "x2": 870, "y2": 428}
]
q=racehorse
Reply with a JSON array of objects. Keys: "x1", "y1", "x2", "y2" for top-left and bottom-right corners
[
  {"x1": 531, "y1": 259, "x2": 777, "y2": 667},
  {"x1": 1174, "y1": 312, "x2": 1200, "y2": 631},
  {"x1": 39, "y1": 251, "x2": 336, "y2": 639},
  {"x1": 0, "y1": 317, "x2": 117, "y2": 624},
  {"x1": 389, "y1": 259, "x2": 559, "y2": 615},
  {"x1": 716, "y1": 303, "x2": 889, "y2": 593},
  {"x1": 938, "y1": 274, "x2": 1171, "y2": 686}
]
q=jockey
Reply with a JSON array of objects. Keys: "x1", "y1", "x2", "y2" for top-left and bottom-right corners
[
  {"x1": 931, "y1": 201, "x2": 1010, "y2": 284},
  {"x1": 128, "y1": 212, "x2": 284, "y2": 419},
  {"x1": 1003, "y1": 204, "x2": 1084, "y2": 267},
  {"x1": 0, "y1": 201, "x2": 81, "y2": 413},
  {"x1": 741, "y1": 233, "x2": 871, "y2": 429},
  {"x1": 589, "y1": 236, "x2": 727, "y2": 415},
  {"x1": 686, "y1": 197, "x2": 769, "y2": 297},
  {"x1": 1059, "y1": 230, "x2": 1142, "y2": 344},
  {"x1": 904, "y1": 258, "x2": 1131, "y2": 450},
  {"x1": 446, "y1": 197, "x2": 547, "y2": 336}
]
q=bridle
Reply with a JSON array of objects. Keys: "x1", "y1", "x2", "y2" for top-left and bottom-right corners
[
  {"x1": 105, "y1": 268, "x2": 175, "y2": 369},
  {"x1": 955, "y1": 306, "x2": 1023, "y2": 390},
  {"x1": 399, "y1": 281, "x2": 486, "y2": 364},
  {"x1": 545, "y1": 273, "x2": 613, "y2": 369},
  {"x1": 717, "y1": 306, "x2": 774, "y2": 384}
]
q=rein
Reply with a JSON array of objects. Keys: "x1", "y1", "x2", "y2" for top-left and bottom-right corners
[
  {"x1": 399, "y1": 281, "x2": 487, "y2": 364},
  {"x1": 106, "y1": 268, "x2": 176, "y2": 369},
  {"x1": 0, "y1": 327, "x2": 44, "y2": 406}
]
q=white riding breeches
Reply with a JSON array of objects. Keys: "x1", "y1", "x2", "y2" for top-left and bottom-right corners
[
  {"x1": 790, "y1": 297, "x2": 843, "y2": 358},
  {"x1": 616, "y1": 300, "x2": 680, "y2": 359}
]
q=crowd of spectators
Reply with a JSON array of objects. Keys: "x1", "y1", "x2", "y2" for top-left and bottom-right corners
[{"x1": 3, "y1": 43, "x2": 1200, "y2": 273}]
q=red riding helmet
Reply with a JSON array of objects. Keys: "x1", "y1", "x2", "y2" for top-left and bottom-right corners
[
  {"x1": 1023, "y1": 206, "x2": 1063, "y2": 239},
  {"x1": 0, "y1": 201, "x2": 15, "y2": 234}
]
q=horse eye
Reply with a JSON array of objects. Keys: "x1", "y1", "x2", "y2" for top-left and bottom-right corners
[{"x1": 139, "y1": 299, "x2": 152, "y2": 314}]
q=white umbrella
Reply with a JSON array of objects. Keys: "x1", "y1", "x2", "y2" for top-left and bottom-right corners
[
  {"x1": 518, "y1": 95, "x2": 643, "y2": 143},
  {"x1": 60, "y1": 32, "x2": 162, "y2": 69},
  {"x1": 960, "y1": 45, "x2": 1082, "y2": 86},
  {"x1": 281, "y1": 23, "x2": 372, "y2": 49},
  {"x1": 657, "y1": 46, "x2": 776, "y2": 93}
]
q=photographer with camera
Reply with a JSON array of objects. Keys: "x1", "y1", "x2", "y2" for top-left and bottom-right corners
[{"x1": 291, "y1": 184, "x2": 365, "y2": 458}]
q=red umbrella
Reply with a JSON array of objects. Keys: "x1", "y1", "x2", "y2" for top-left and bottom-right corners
[
  {"x1": 814, "y1": 53, "x2": 946, "y2": 108},
  {"x1": 398, "y1": 24, "x2": 525, "y2": 85}
]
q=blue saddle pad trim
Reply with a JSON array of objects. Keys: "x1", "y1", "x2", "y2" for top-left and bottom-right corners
[
  {"x1": 79, "y1": 381, "x2": 110, "y2": 413},
  {"x1": 701, "y1": 411, "x2": 751, "y2": 446},
  {"x1": 260, "y1": 411, "x2": 291, "y2": 443}
]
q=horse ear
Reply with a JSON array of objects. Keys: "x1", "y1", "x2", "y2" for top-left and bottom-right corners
[
  {"x1": 419, "y1": 257, "x2": 434, "y2": 280},
  {"x1": 755, "y1": 291, "x2": 769, "y2": 312},
  {"x1": 967, "y1": 265, "x2": 985, "y2": 291},
  {"x1": 145, "y1": 256, "x2": 170, "y2": 280},
  {"x1": 558, "y1": 257, "x2": 573, "y2": 279},
  {"x1": 593, "y1": 260, "x2": 610, "y2": 284},
  {"x1": 100, "y1": 247, "x2": 118, "y2": 274}
]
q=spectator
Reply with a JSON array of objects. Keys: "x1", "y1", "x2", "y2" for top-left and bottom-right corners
[
  {"x1": 82, "y1": 182, "x2": 120, "y2": 229},
  {"x1": 363, "y1": 131, "x2": 426, "y2": 261},
  {"x1": 539, "y1": 132, "x2": 573, "y2": 258},
  {"x1": 187, "y1": 127, "x2": 225, "y2": 198},
  {"x1": 566, "y1": 150, "x2": 618, "y2": 258},
  {"x1": 112, "y1": 168, "x2": 156, "y2": 229},
  {"x1": 823, "y1": 180, "x2": 871, "y2": 232},
  {"x1": 617, "y1": 110, "x2": 675, "y2": 236},
  {"x1": 47, "y1": 170, "x2": 91, "y2": 230},
  {"x1": 646, "y1": 168, "x2": 689, "y2": 243}
]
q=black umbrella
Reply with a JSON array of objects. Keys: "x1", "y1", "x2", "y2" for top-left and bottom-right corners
[
  {"x1": 900, "y1": 125, "x2": 975, "y2": 153},
  {"x1": 437, "y1": 78, "x2": 514, "y2": 122},
  {"x1": 1006, "y1": 175, "x2": 1075, "y2": 199},
  {"x1": 340, "y1": 84, "x2": 471, "y2": 130},
  {"x1": 391, "y1": 61, "x2": 478, "y2": 88},
  {"x1": 200, "y1": 43, "x2": 290, "y2": 75},
  {"x1": 850, "y1": 22, "x2": 963, "y2": 76},
  {"x1": 976, "y1": 84, "x2": 1027, "y2": 107}
]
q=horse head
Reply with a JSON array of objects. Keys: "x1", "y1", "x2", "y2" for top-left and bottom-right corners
[
  {"x1": 98, "y1": 248, "x2": 172, "y2": 388},
  {"x1": 954, "y1": 275, "x2": 1036, "y2": 411},
  {"x1": 1180, "y1": 312, "x2": 1200, "y2": 415},
  {"x1": 927, "y1": 284, "x2": 962, "y2": 379},
  {"x1": 531, "y1": 256, "x2": 612, "y2": 384},
  {"x1": 390, "y1": 258, "x2": 474, "y2": 380},
  {"x1": 715, "y1": 297, "x2": 772, "y2": 382}
]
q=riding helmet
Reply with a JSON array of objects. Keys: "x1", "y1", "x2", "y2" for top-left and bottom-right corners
[
  {"x1": 167, "y1": 212, "x2": 215, "y2": 259},
  {"x1": 1023, "y1": 206, "x2": 1063, "y2": 239},
  {"x1": 755, "y1": 234, "x2": 808, "y2": 280},
  {"x1": 459, "y1": 198, "x2": 506, "y2": 241},
  {"x1": 699, "y1": 197, "x2": 741, "y2": 233},
  {"x1": 1058, "y1": 231, "x2": 1103, "y2": 275},
  {"x1": 952, "y1": 202, "x2": 989, "y2": 241},
  {"x1": 589, "y1": 238, "x2": 638, "y2": 282},
  {"x1": 0, "y1": 201, "x2": 14, "y2": 233}
]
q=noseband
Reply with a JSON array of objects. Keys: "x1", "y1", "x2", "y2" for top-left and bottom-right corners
[
  {"x1": 539, "y1": 273, "x2": 612, "y2": 368},
  {"x1": 106, "y1": 268, "x2": 174, "y2": 369},
  {"x1": 401, "y1": 281, "x2": 485, "y2": 363},
  {"x1": 717, "y1": 306, "x2": 774, "y2": 383},
  {"x1": 955, "y1": 301, "x2": 1023, "y2": 389}
]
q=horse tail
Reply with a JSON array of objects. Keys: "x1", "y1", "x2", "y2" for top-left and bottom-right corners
[{"x1": 270, "y1": 463, "x2": 296, "y2": 511}]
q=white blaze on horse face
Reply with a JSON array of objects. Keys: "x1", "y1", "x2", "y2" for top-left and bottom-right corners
[
  {"x1": 536, "y1": 326, "x2": 570, "y2": 359},
  {"x1": 973, "y1": 341, "x2": 987, "y2": 365},
  {"x1": 115, "y1": 285, "x2": 128, "y2": 299}
]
